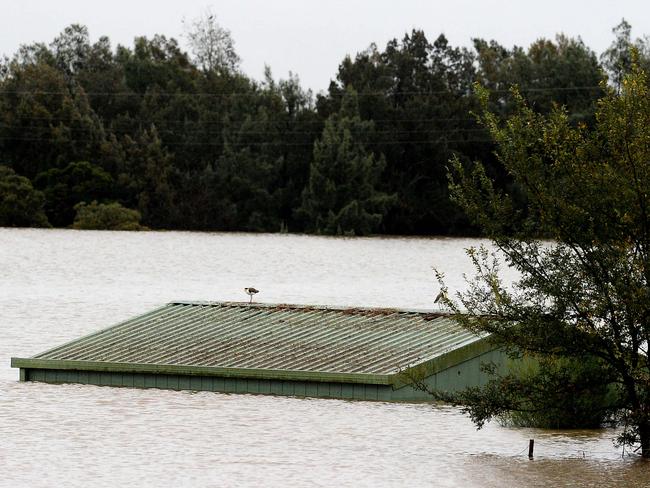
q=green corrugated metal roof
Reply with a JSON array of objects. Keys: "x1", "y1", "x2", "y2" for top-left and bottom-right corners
[{"x1": 13, "y1": 301, "x2": 487, "y2": 384}]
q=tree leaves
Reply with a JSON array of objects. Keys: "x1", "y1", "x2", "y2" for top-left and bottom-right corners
[{"x1": 446, "y1": 63, "x2": 650, "y2": 455}]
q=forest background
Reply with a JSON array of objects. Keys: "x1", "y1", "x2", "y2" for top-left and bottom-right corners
[{"x1": 1, "y1": 17, "x2": 647, "y2": 235}]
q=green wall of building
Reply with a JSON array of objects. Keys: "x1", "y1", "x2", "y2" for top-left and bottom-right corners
[{"x1": 20, "y1": 348, "x2": 505, "y2": 402}]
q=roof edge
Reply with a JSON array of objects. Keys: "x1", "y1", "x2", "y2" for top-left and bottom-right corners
[
  {"x1": 27, "y1": 303, "x2": 172, "y2": 359},
  {"x1": 10, "y1": 357, "x2": 393, "y2": 385}
]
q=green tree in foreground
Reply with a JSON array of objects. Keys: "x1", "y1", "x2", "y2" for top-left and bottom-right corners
[
  {"x1": 0, "y1": 165, "x2": 49, "y2": 227},
  {"x1": 436, "y1": 62, "x2": 650, "y2": 456},
  {"x1": 72, "y1": 201, "x2": 145, "y2": 230}
]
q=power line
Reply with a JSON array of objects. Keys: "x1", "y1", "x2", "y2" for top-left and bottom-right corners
[
  {"x1": 0, "y1": 135, "x2": 493, "y2": 146},
  {"x1": 0, "y1": 123, "x2": 488, "y2": 136},
  {"x1": 0, "y1": 114, "x2": 480, "y2": 124},
  {"x1": 0, "y1": 85, "x2": 605, "y2": 97}
]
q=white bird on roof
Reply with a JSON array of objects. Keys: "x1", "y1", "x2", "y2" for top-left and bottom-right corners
[{"x1": 244, "y1": 287, "x2": 259, "y2": 303}]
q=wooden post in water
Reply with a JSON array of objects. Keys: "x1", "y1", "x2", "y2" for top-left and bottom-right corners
[{"x1": 528, "y1": 439, "x2": 535, "y2": 459}]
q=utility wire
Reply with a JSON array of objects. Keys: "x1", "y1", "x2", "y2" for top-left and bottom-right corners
[
  {"x1": 0, "y1": 85, "x2": 606, "y2": 97},
  {"x1": 0, "y1": 115, "x2": 480, "y2": 124},
  {"x1": 0, "y1": 124, "x2": 488, "y2": 135},
  {"x1": 0, "y1": 135, "x2": 493, "y2": 146}
]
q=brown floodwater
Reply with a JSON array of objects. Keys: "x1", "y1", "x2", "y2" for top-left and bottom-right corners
[{"x1": 1, "y1": 228, "x2": 648, "y2": 487}]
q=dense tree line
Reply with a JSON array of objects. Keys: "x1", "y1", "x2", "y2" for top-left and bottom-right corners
[{"x1": 0, "y1": 17, "x2": 647, "y2": 234}]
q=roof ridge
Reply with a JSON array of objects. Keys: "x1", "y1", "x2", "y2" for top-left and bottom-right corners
[{"x1": 169, "y1": 300, "x2": 453, "y2": 317}]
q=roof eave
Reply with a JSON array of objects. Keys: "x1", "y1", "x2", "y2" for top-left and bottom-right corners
[
  {"x1": 10, "y1": 357, "x2": 394, "y2": 385},
  {"x1": 391, "y1": 336, "x2": 497, "y2": 389}
]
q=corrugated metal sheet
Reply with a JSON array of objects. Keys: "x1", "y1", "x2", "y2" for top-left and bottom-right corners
[{"x1": 28, "y1": 301, "x2": 481, "y2": 375}]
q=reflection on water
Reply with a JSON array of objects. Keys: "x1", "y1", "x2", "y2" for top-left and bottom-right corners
[{"x1": 1, "y1": 228, "x2": 648, "y2": 487}]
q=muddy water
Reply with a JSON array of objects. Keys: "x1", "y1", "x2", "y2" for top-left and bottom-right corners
[{"x1": 1, "y1": 228, "x2": 648, "y2": 487}]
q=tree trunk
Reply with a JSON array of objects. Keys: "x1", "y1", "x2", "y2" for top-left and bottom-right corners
[{"x1": 639, "y1": 421, "x2": 650, "y2": 458}]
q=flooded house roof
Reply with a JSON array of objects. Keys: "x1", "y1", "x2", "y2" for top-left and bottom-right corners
[{"x1": 12, "y1": 301, "x2": 499, "y2": 401}]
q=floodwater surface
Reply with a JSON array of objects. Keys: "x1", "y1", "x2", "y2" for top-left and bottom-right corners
[{"x1": 1, "y1": 228, "x2": 648, "y2": 487}]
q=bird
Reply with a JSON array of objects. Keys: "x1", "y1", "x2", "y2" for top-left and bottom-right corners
[
  {"x1": 244, "y1": 287, "x2": 259, "y2": 303},
  {"x1": 434, "y1": 290, "x2": 446, "y2": 305}
]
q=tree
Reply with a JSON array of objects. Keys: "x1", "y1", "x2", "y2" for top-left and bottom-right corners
[
  {"x1": 437, "y1": 62, "x2": 650, "y2": 456},
  {"x1": 34, "y1": 161, "x2": 113, "y2": 227},
  {"x1": 297, "y1": 89, "x2": 394, "y2": 235},
  {"x1": 0, "y1": 165, "x2": 49, "y2": 227},
  {"x1": 601, "y1": 20, "x2": 650, "y2": 88},
  {"x1": 323, "y1": 30, "x2": 482, "y2": 235},
  {"x1": 474, "y1": 34, "x2": 603, "y2": 121},
  {"x1": 0, "y1": 59, "x2": 105, "y2": 179},
  {"x1": 274, "y1": 71, "x2": 319, "y2": 231},
  {"x1": 76, "y1": 36, "x2": 135, "y2": 122},
  {"x1": 72, "y1": 201, "x2": 145, "y2": 230},
  {"x1": 50, "y1": 24, "x2": 91, "y2": 79},
  {"x1": 183, "y1": 9, "x2": 240, "y2": 74},
  {"x1": 114, "y1": 128, "x2": 175, "y2": 228}
]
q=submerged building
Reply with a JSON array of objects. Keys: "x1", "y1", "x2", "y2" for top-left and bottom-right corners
[{"x1": 12, "y1": 301, "x2": 504, "y2": 401}]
